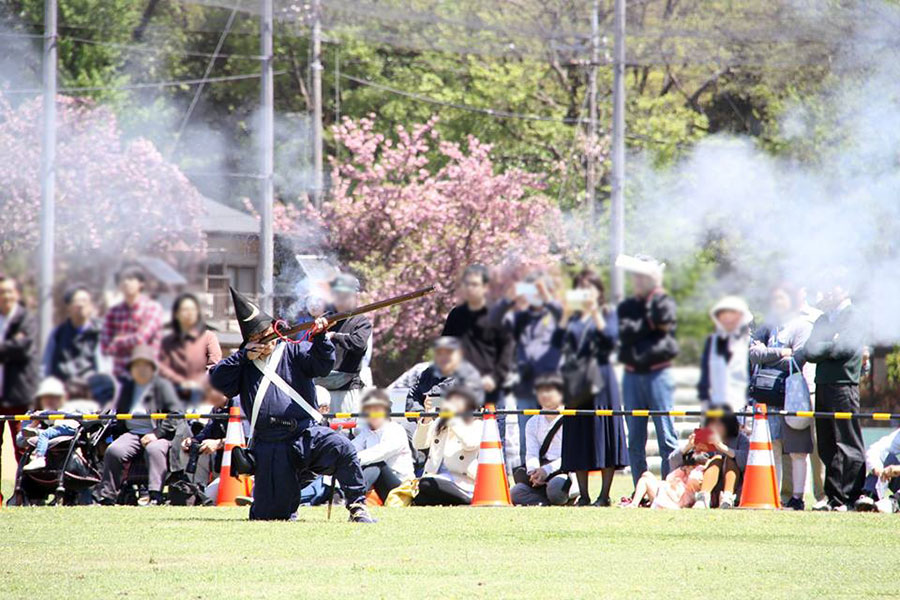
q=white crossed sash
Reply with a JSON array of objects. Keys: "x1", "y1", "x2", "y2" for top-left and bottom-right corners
[{"x1": 247, "y1": 342, "x2": 324, "y2": 444}]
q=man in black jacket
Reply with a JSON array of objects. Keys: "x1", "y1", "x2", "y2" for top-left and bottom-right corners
[
  {"x1": 441, "y1": 264, "x2": 514, "y2": 406},
  {"x1": 616, "y1": 255, "x2": 680, "y2": 484},
  {"x1": 405, "y1": 337, "x2": 483, "y2": 412},
  {"x1": 316, "y1": 274, "x2": 373, "y2": 419},
  {"x1": 800, "y1": 285, "x2": 866, "y2": 511},
  {"x1": 97, "y1": 344, "x2": 182, "y2": 505},
  {"x1": 0, "y1": 276, "x2": 39, "y2": 464},
  {"x1": 42, "y1": 285, "x2": 106, "y2": 397}
]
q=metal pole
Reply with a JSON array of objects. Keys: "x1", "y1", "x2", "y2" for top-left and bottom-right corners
[
  {"x1": 259, "y1": 0, "x2": 274, "y2": 313},
  {"x1": 38, "y1": 0, "x2": 57, "y2": 350},
  {"x1": 610, "y1": 0, "x2": 626, "y2": 302},
  {"x1": 311, "y1": 0, "x2": 324, "y2": 209},
  {"x1": 585, "y1": 0, "x2": 599, "y2": 223}
]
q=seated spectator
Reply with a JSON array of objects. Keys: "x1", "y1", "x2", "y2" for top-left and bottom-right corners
[
  {"x1": 698, "y1": 295, "x2": 752, "y2": 412},
  {"x1": 96, "y1": 345, "x2": 182, "y2": 505},
  {"x1": 42, "y1": 285, "x2": 107, "y2": 397},
  {"x1": 625, "y1": 453, "x2": 705, "y2": 510},
  {"x1": 352, "y1": 389, "x2": 415, "y2": 501},
  {"x1": 854, "y1": 427, "x2": 900, "y2": 512},
  {"x1": 669, "y1": 408, "x2": 749, "y2": 509},
  {"x1": 19, "y1": 377, "x2": 80, "y2": 472},
  {"x1": 158, "y1": 293, "x2": 222, "y2": 405},
  {"x1": 100, "y1": 267, "x2": 165, "y2": 380},
  {"x1": 405, "y1": 337, "x2": 482, "y2": 413},
  {"x1": 175, "y1": 384, "x2": 233, "y2": 502},
  {"x1": 510, "y1": 374, "x2": 578, "y2": 506},
  {"x1": 411, "y1": 387, "x2": 482, "y2": 506}
]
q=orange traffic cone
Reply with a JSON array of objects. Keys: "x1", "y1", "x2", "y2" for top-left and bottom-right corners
[
  {"x1": 739, "y1": 403, "x2": 781, "y2": 509},
  {"x1": 216, "y1": 401, "x2": 252, "y2": 506},
  {"x1": 471, "y1": 409, "x2": 512, "y2": 506}
]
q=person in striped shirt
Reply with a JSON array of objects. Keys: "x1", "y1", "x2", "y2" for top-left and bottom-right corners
[{"x1": 100, "y1": 267, "x2": 164, "y2": 379}]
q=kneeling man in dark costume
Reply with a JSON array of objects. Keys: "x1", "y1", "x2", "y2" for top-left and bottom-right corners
[{"x1": 209, "y1": 288, "x2": 374, "y2": 523}]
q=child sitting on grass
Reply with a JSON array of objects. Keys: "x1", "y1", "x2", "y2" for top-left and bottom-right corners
[
  {"x1": 20, "y1": 377, "x2": 80, "y2": 472},
  {"x1": 623, "y1": 452, "x2": 706, "y2": 509}
]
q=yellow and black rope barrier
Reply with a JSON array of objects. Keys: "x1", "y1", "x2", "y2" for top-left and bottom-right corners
[{"x1": 3, "y1": 408, "x2": 898, "y2": 422}]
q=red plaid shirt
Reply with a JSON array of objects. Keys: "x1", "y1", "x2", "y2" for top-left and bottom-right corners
[{"x1": 100, "y1": 296, "x2": 165, "y2": 377}]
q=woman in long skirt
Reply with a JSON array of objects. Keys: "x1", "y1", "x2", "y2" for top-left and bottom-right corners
[{"x1": 560, "y1": 270, "x2": 629, "y2": 506}]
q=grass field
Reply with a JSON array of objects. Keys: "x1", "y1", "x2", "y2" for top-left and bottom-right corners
[{"x1": 1, "y1": 503, "x2": 898, "y2": 599}]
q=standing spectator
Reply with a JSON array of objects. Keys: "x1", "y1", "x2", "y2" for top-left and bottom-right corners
[
  {"x1": 316, "y1": 274, "x2": 372, "y2": 417},
  {"x1": 411, "y1": 387, "x2": 482, "y2": 506},
  {"x1": 511, "y1": 374, "x2": 578, "y2": 506},
  {"x1": 559, "y1": 270, "x2": 628, "y2": 506},
  {"x1": 158, "y1": 293, "x2": 222, "y2": 406},
  {"x1": 749, "y1": 285, "x2": 814, "y2": 510},
  {"x1": 0, "y1": 275, "x2": 39, "y2": 465},
  {"x1": 509, "y1": 274, "x2": 564, "y2": 464},
  {"x1": 698, "y1": 295, "x2": 752, "y2": 412},
  {"x1": 795, "y1": 287, "x2": 827, "y2": 509},
  {"x1": 96, "y1": 345, "x2": 182, "y2": 505},
  {"x1": 352, "y1": 389, "x2": 415, "y2": 501},
  {"x1": 42, "y1": 285, "x2": 107, "y2": 397},
  {"x1": 800, "y1": 283, "x2": 866, "y2": 512},
  {"x1": 442, "y1": 264, "x2": 515, "y2": 406},
  {"x1": 100, "y1": 267, "x2": 164, "y2": 379},
  {"x1": 617, "y1": 255, "x2": 679, "y2": 484},
  {"x1": 405, "y1": 337, "x2": 482, "y2": 413}
]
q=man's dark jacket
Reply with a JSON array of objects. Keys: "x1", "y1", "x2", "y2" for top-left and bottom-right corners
[
  {"x1": 112, "y1": 375, "x2": 183, "y2": 439},
  {"x1": 617, "y1": 291, "x2": 679, "y2": 372},
  {"x1": 0, "y1": 305, "x2": 39, "y2": 410}
]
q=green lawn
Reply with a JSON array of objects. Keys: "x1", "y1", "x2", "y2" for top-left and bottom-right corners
[{"x1": 1, "y1": 504, "x2": 897, "y2": 599}]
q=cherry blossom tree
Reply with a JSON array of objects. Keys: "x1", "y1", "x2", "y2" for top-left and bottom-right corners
[
  {"x1": 0, "y1": 93, "x2": 205, "y2": 278},
  {"x1": 308, "y1": 115, "x2": 563, "y2": 378}
]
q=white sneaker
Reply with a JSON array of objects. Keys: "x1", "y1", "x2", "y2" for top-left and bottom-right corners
[
  {"x1": 693, "y1": 491, "x2": 710, "y2": 509},
  {"x1": 719, "y1": 491, "x2": 737, "y2": 509},
  {"x1": 23, "y1": 456, "x2": 47, "y2": 472},
  {"x1": 812, "y1": 499, "x2": 830, "y2": 511},
  {"x1": 875, "y1": 498, "x2": 895, "y2": 513}
]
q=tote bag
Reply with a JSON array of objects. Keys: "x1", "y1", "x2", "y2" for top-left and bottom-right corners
[{"x1": 784, "y1": 359, "x2": 812, "y2": 430}]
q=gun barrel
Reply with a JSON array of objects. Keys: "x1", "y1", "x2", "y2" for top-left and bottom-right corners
[{"x1": 260, "y1": 285, "x2": 436, "y2": 343}]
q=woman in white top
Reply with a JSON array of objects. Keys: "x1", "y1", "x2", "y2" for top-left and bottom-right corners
[
  {"x1": 412, "y1": 386, "x2": 483, "y2": 505},
  {"x1": 351, "y1": 389, "x2": 415, "y2": 501}
]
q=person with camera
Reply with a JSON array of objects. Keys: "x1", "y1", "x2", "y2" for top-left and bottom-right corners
[
  {"x1": 668, "y1": 408, "x2": 749, "y2": 509},
  {"x1": 411, "y1": 386, "x2": 483, "y2": 505},
  {"x1": 172, "y1": 384, "x2": 235, "y2": 502},
  {"x1": 405, "y1": 337, "x2": 482, "y2": 413},
  {"x1": 351, "y1": 389, "x2": 415, "y2": 501},
  {"x1": 510, "y1": 374, "x2": 578, "y2": 506},
  {"x1": 559, "y1": 269, "x2": 627, "y2": 507},
  {"x1": 208, "y1": 288, "x2": 373, "y2": 523},
  {"x1": 96, "y1": 345, "x2": 182, "y2": 506}
]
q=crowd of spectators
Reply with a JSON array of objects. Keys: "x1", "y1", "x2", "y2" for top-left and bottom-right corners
[{"x1": 0, "y1": 255, "x2": 891, "y2": 513}]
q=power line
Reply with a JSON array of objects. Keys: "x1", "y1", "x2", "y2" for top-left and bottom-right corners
[
  {"x1": 59, "y1": 35, "x2": 262, "y2": 60},
  {"x1": 2, "y1": 70, "x2": 287, "y2": 95}
]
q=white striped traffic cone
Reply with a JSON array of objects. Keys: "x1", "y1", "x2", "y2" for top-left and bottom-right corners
[
  {"x1": 472, "y1": 409, "x2": 512, "y2": 506},
  {"x1": 216, "y1": 401, "x2": 252, "y2": 506},
  {"x1": 739, "y1": 403, "x2": 781, "y2": 509}
]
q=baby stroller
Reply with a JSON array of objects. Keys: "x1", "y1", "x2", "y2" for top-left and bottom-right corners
[{"x1": 8, "y1": 402, "x2": 104, "y2": 506}]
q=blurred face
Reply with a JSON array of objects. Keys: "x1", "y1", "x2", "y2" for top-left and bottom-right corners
[
  {"x1": 130, "y1": 360, "x2": 155, "y2": 385},
  {"x1": 536, "y1": 385, "x2": 563, "y2": 410},
  {"x1": 67, "y1": 290, "x2": 94, "y2": 324},
  {"x1": 433, "y1": 347, "x2": 461, "y2": 374},
  {"x1": 305, "y1": 295, "x2": 327, "y2": 318},
  {"x1": 443, "y1": 393, "x2": 467, "y2": 414},
  {"x1": 821, "y1": 285, "x2": 849, "y2": 311},
  {"x1": 630, "y1": 273, "x2": 655, "y2": 297},
  {"x1": 364, "y1": 403, "x2": 388, "y2": 430},
  {"x1": 461, "y1": 273, "x2": 487, "y2": 306},
  {"x1": 249, "y1": 325, "x2": 275, "y2": 344},
  {"x1": 176, "y1": 298, "x2": 200, "y2": 330},
  {"x1": 715, "y1": 309, "x2": 743, "y2": 333},
  {"x1": 707, "y1": 418, "x2": 727, "y2": 439},
  {"x1": 0, "y1": 279, "x2": 19, "y2": 314},
  {"x1": 769, "y1": 288, "x2": 792, "y2": 320},
  {"x1": 39, "y1": 394, "x2": 64, "y2": 411},
  {"x1": 119, "y1": 276, "x2": 143, "y2": 299},
  {"x1": 332, "y1": 290, "x2": 358, "y2": 313}
]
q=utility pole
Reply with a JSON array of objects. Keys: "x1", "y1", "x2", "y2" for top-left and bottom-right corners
[
  {"x1": 610, "y1": 0, "x2": 626, "y2": 302},
  {"x1": 311, "y1": 0, "x2": 324, "y2": 209},
  {"x1": 259, "y1": 0, "x2": 274, "y2": 313},
  {"x1": 38, "y1": 0, "x2": 57, "y2": 350},
  {"x1": 585, "y1": 0, "x2": 599, "y2": 223}
]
